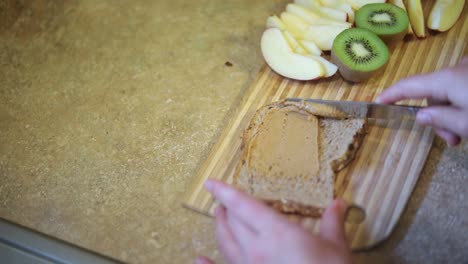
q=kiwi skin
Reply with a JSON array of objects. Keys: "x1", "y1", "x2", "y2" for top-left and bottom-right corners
[
  {"x1": 331, "y1": 51, "x2": 385, "y2": 82},
  {"x1": 379, "y1": 28, "x2": 407, "y2": 44}
]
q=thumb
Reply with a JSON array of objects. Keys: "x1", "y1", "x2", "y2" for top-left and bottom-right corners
[
  {"x1": 417, "y1": 106, "x2": 468, "y2": 139},
  {"x1": 194, "y1": 256, "x2": 215, "y2": 264},
  {"x1": 320, "y1": 198, "x2": 348, "y2": 247}
]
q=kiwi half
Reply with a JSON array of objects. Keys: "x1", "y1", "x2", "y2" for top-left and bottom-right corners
[
  {"x1": 331, "y1": 28, "x2": 389, "y2": 83},
  {"x1": 355, "y1": 3, "x2": 409, "y2": 43}
]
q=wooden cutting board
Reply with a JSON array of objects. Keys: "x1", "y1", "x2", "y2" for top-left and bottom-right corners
[{"x1": 183, "y1": 2, "x2": 467, "y2": 249}]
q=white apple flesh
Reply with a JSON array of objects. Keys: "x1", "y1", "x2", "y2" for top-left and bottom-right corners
[
  {"x1": 266, "y1": 15, "x2": 287, "y2": 30},
  {"x1": 307, "y1": 55, "x2": 338, "y2": 77},
  {"x1": 389, "y1": 0, "x2": 414, "y2": 35},
  {"x1": 280, "y1": 12, "x2": 310, "y2": 38},
  {"x1": 300, "y1": 40, "x2": 323, "y2": 55},
  {"x1": 282, "y1": 31, "x2": 309, "y2": 55},
  {"x1": 286, "y1": 4, "x2": 352, "y2": 26},
  {"x1": 428, "y1": 0, "x2": 465, "y2": 32},
  {"x1": 343, "y1": 0, "x2": 386, "y2": 10},
  {"x1": 304, "y1": 24, "x2": 351, "y2": 50},
  {"x1": 333, "y1": 3, "x2": 355, "y2": 23},
  {"x1": 294, "y1": 0, "x2": 349, "y2": 22},
  {"x1": 407, "y1": 0, "x2": 426, "y2": 37},
  {"x1": 261, "y1": 28, "x2": 326, "y2": 80}
]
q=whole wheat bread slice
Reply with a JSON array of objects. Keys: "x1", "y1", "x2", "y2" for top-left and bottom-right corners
[{"x1": 233, "y1": 100, "x2": 366, "y2": 217}]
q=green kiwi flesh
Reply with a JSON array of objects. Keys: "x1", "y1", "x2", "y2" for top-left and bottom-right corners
[
  {"x1": 331, "y1": 28, "x2": 389, "y2": 83},
  {"x1": 355, "y1": 3, "x2": 409, "y2": 42}
]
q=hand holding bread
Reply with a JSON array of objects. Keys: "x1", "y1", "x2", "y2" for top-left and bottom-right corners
[{"x1": 195, "y1": 179, "x2": 352, "y2": 264}]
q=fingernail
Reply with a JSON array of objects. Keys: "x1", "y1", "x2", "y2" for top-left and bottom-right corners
[
  {"x1": 374, "y1": 97, "x2": 382, "y2": 103},
  {"x1": 204, "y1": 179, "x2": 214, "y2": 192},
  {"x1": 417, "y1": 112, "x2": 432, "y2": 125}
]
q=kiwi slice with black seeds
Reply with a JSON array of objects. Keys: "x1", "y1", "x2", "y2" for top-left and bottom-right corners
[
  {"x1": 355, "y1": 3, "x2": 409, "y2": 43},
  {"x1": 331, "y1": 28, "x2": 389, "y2": 83}
]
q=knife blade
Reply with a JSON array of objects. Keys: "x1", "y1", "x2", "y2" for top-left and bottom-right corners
[{"x1": 285, "y1": 98, "x2": 422, "y2": 120}]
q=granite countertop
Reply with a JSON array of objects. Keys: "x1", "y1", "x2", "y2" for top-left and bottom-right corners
[{"x1": 0, "y1": 0, "x2": 467, "y2": 263}]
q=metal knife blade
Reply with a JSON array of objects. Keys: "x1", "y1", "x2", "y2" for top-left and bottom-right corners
[{"x1": 286, "y1": 98, "x2": 422, "y2": 120}]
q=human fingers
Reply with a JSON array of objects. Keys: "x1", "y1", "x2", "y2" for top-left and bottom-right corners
[
  {"x1": 215, "y1": 206, "x2": 242, "y2": 263},
  {"x1": 434, "y1": 128, "x2": 461, "y2": 146},
  {"x1": 319, "y1": 199, "x2": 348, "y2": 248},
  {"x1": 194, "y1": 256, "x2": 215, "y2": 264},
  {"x1": 425, "y1": 99, "x2": 462, "y2": 146},
  {"x1": 226, "y1": 210, "x2": 256, "y2": 249},
  {"x1": 416, "y1": 106, "x2": 468, "y2": 139},
  {"x1": 376, "y1": 72, "x2": 450, "y2": 104},
  {"x1": 205, "y1": 179, "x2": 287, "y2": 232}
]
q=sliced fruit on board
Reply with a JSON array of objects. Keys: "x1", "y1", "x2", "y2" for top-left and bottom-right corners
[
  {"x1": 310, "y1": 0, "x2": 355, "y2": 23},
  {"x1": 407, "y1": 0, "x2": 426, "y2": 37},
  {"x1": 389, "y1": 0, "x2": 415, "y2": 35},
  {"x1": 428, "y1": 0, "x2": 466, "y2": 32},
  {"x1": 310, "y1": 4, "x2": 349, "y2": 22},
  {"x1": 266, "y1": 15, "x2": 287, "y2": 30},
  {"x1": 331, "y1": 27, "x2": 389, "y2": 82},
  {"x1": 308, "y1": 55, "x2": 339, "y2": 77},
  {"x1": 280, "y1": 12, "x2": 310, "y2": 38},
  {"x1": 286, "y1": 3, "x2": 352, "y2": 26},
  {"x1": 343, "y1": 0, "x2": 386, "y2": 10},
  {"x1": 304, "y1": 23, "x2": 352, "y2": 50},
  {"x1": 333, "y1": 3, "x2": 356, "y2": 23},
  {"x1": 261, "y1": 28, "x2": 326, "y2": 80},
  {"x1": 355, "y1": 3, "x2": 409, "y2": 42},
  {"x1": 320, "y1": 0, "x2": 342, "y2": 6},
  {"x1": 265, "y1": 16, "x2": 315, "y2": 56},
  {"x1": 294, "y1": 0, "x2": 349, "y2": 22},
  {"x1": 294, "y1": 0, "x2": 327, "y2": 9},
  {"x1": 282, "y1": 31, "x2": 309, "y2": 55},
  {"x1": 300, "y1": 39, "x2": 323, "y2": 55}
]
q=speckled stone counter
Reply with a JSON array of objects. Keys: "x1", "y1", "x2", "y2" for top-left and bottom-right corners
[{"x1": 1, "y1": 1, "x2": 467, "y2": 263}]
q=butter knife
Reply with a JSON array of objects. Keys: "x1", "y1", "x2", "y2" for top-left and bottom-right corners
[{"x1": 285, "y1": 98, "x2": 422, "y2": 120}]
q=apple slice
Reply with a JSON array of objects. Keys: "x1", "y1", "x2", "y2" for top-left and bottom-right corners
[
  {"x1": 294, "y1": 0, "x2": 325, "y2": 9},
  {"x1": 261, "y1": 28, "x2": 325, "y2": 80},
  {"x1": 280, "y1": 12, "x2": 310, "y2": 38},
  {"x1": 389, "y1": 0, "x2": 414, "y2": 35},
  {"x1": 282, "y1": 31, "x2": 309, "y2": 55},
  {"x1": 266, "y1": 15, "x2": 287, "y2": 30},
  {"x1": 343, "y1": 0, "x2": 386, "y2": 10},
  {"x1": 332, "y1": 3, "x2": 355, "y2": 23},
  {"x1": 319, "y1": 0, "x2": 355, "y2": 22},
  {"x1": 407, "y1": 0, "x2": 426, "y2": 37},
  {"x1": 286, "y1": 4, "x2": 352, "y2": 26},
  {"x1": 428, "y1": 0, "x2": 465, "y2": 32},
  {"x1": 304, "y1": 23, "x2": 351, "y2": 50},
  {"x1": 307, "y1": 55, "x2": 338, "y2": 77},
  {"x1": 310, "y1": 5, "x2": 349, "y2": 22},
  {"x1": 320, "y1": 0, "x2": 342, "y2": 6},
  {"x1": 300, "y1": 40, "x2": 323, "y2": 55},
  {"x1": 294, "y1": 0, "x2": 348, "y2": 21}
]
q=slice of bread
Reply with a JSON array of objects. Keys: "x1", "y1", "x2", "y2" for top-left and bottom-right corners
[{"x1": 233, "y1": 100, "x2": 366, "y2": 216}]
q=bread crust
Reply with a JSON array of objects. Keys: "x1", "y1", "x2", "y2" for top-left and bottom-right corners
[
  {"x1": 264, "y1": 199, "x2": 324, "y2": 217},
  {"x1": 233, "y1": 100, "x2": 367, "y2": 217},
  {"x1": 330, "y1": 121, "x2": 367, "y2": 173}
]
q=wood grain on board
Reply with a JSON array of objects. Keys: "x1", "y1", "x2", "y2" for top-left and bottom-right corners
[{"x1": 183, "y1": 2, "x2": 468, "y2": 249}]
